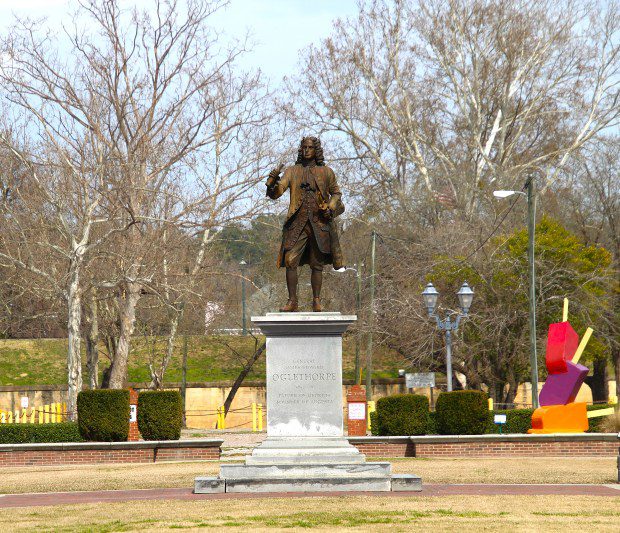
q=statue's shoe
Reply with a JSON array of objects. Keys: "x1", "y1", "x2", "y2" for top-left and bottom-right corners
[
  {"x1": 312, "y1": 297, "x2": 322, "y2": 312},
  {"x1": 279, "y1": 299, "x2": 298, "y2": 312}
]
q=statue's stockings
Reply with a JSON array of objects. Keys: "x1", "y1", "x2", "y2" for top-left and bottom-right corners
[{"x1": 285, "y1": 267, "x2": 322, "y2": 301}]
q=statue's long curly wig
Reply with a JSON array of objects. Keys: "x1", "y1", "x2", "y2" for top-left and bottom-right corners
[{"x1": 295, "y1": 136, "x2": 325, "y2": 166}]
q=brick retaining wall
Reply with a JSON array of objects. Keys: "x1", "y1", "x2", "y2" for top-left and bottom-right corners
[
  {"x1": 0, "y1": 435, "x2": 617, "y2": 467},
  {"x1": 348, "y1": 434, "x2": 619, "y2": 458},
  {"x1": 0, "y1": 440, "x2": 222, "y2": 467}
]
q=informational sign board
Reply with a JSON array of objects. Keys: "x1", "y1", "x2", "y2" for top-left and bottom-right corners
[
  {"x1": 494, "y1": 414, "x2": 507, "y2": 424},
  {"x1": 20, "y1": 396, "x2": 29, "y2": 409},
  {"x1": 348, "y1": 402, "x2": 366, "y2": 420},
  {"x1": 130, "y1": 404, "x2": 137, "y2": 423},
  {"x1": 405, "y1": 372, "x2": 435, "y2": 389}
]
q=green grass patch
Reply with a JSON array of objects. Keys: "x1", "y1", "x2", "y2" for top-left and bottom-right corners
[
  {"x1": 158, "y1": 509, "x2": 510, "y2": 529},
  {"x1": 0, "y1": 335, "x2": 403, "y2": 386}
]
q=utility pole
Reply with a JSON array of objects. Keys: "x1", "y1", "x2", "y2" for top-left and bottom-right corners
[
  {"x1": 527, "y1": 177, "x2": 539, "y2": 408},
  {"x1": 365, "y1": 231, "x2": 376, "y2": 401},
  {"x1": 355, "y1": 263, "x2": 363, "y2": 385},
  {"x1": 240, "y1": 260, "x2": 247, "y2": 335}
]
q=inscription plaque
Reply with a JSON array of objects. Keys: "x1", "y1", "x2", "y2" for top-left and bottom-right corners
[{"x1": 267, "y1": 335, "x2": 343, "y2": 436}]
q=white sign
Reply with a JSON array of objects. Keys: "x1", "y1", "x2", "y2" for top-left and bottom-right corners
[
  {"x1": 348, "y1": 402, "x2": 366, "y2": 420},
  {"x1": 130, "y1": 404, "x2": 137, "y2": 423},
  {"x1": 494, "y1": 414, "x2": 507, "y2": 424},
  {"x1": 20, "y1": 396, "x2": 29, "y2": 409},
  {"x1": 406, "y1": 372, "x2": 435, "y2": 389}
]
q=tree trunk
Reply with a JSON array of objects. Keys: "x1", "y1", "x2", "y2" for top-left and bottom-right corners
[
  {"x1": 222, "y1": 341, "x2": 266, "y2": 417},
  {"x1": 149, "y1": 310, "x2": 180, "y2": 389},
  {"x1": 85, "y1": 292, "x2": 99, "y2": 389},
  {"x1": 613, "y1": 345, "x2": 620, "y2": 402},
  {"x1": 584, "y1": 358, "x2": 609, "y2": 403},
  {"x1": 108, "y1": 282, "x2": 141, "y2": 388},
  {"x1": 66, "y1": 269, "x2": 83, "y2": 422}
]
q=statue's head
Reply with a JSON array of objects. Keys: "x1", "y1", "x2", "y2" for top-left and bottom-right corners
[{"x1": 296, "y1": 136, "x2": 325, "y2": 166}]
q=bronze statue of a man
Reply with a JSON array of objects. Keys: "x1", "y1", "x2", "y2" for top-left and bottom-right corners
[{"x1": 266, "y1": 136, "x2": 344, "y2": 312}]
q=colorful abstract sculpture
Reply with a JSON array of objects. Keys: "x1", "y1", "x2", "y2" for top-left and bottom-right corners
[{"x1": 529, "y1": 299, "x2": 596, "y2": 434}]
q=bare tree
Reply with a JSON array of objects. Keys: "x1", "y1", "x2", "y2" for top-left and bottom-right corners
[
  {"x1": 559, "y1": 138, "x2": 620, "y2": 398},
  {"x1": 0, "y1": 127, "x2": 124, "y2": 418},
  {"x1": 285, "y1": 0, "x2": 620, "y2": 221},
  {"x1": 0, "y1": 0, "x2": 274, "y2": 397}
]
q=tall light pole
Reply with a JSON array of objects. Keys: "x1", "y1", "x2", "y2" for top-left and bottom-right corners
[
  {"x1": 366, "y1": 231, "x2": 376, "y2": 401},
  {"x1": 422, "y1": 282, "x2": 474, "y2": 391},
  {"x1": 239, "y1": 259, "x2": 247, "y2": 335},
  {"x1": 493, "y1": 176, "x2": 539, "y2": 407}
]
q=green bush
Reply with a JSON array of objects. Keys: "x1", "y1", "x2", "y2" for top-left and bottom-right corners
[
  {"x1": 427, "y1": 410, "x2": 437, "y2": 434},
  {"x1": 0, "y1": 423, "x2": 83, "y2": 444},
  {"x1": 488, "y1": 408, "x2": 535, "y2": 434},
  {"x1": 435, "y1": 390, "x2": 491, "y2": 435},
  {"x1": 375, "y1": 394, "x2": 430, "y2": 436},
  {"x1": 137, "y1": 390, "x2": 182, "y2": 440},
  {"x1": 369, "y1": 410, "x2": 379, "y2": 436},
  {"x1": 77, "y1": 389, "x2": 130, "y2": 442}
]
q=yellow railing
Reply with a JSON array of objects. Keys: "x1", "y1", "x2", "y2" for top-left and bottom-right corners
[
  {"x1": 0, "y1": 403, "x2": 67, "y2": 424},
  {"x1": 207, "y1": 402, "x2": 265, "y2": 431}
]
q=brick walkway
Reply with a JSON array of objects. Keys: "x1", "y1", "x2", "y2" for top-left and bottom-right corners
[{"x1": 0, "y1": 484, "x2": 618, "y2": 508}]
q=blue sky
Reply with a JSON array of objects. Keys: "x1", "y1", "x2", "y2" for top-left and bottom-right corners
[{"x1": 0, "y1": 0, "x2": 359, "y2": 81}]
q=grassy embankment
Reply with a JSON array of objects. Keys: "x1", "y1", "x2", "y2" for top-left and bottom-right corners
[{"x1": 0, "y1": 335, "x2": 403, "y2": 386}]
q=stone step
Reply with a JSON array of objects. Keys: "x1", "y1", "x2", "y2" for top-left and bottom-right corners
[
  {"x1": 194, "y1": 473, "x2": 422, "y2": 494},
  {"x1": 220, "y1": 462, "x2": 392, "y2": 480},
  {"x1": 220, "y1": 446, "x2": 256, "y2": 457},
  {"x1": 195, "y1": 475, "x2": 392, "y2": 493}
]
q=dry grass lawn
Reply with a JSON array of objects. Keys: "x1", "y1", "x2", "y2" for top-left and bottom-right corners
[
  {"x1": 0, "y1": 457, "x2": 617, "y2": 495},
  {"x1": 1, "y1": 495, "x2": 619, "y2": 532}
]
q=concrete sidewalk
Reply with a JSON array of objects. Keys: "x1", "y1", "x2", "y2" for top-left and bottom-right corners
[{"x1": 0, "y1": 484, "x2": 618, "y2": 508}]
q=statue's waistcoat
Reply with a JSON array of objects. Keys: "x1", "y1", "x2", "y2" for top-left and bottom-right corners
[{"x1": 282, "y1": 166, "x2": 331, "y2": 253}]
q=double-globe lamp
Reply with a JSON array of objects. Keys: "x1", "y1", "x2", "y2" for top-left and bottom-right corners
[{"x1": 421, "y1": 282, "x2": 474, "y2": 391}]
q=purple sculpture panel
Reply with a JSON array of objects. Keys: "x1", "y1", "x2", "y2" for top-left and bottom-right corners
[{"x1": 539, "y1": 360, "x2": 588, "y2": 407}]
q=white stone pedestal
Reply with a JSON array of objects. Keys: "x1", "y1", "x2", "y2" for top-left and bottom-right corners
[{"x1": 194, "y1": 312, "x2": 421, "y2": 494}]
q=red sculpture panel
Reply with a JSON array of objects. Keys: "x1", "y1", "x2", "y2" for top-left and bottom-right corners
[{"x1": 545, "y1": 321, "x2": 579, "y2": 375}]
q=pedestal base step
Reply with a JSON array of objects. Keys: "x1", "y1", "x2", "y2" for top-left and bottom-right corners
[
  {"x1": 194, "y1": 473, "x2": 422, "y2": 494},
  {"x1": 221, "y1": 461, "x2": 391, "y2": 479}
]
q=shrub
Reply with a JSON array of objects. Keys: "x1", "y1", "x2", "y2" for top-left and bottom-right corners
[
  {"x1": 369, "y1": 410, "x2": 379, "y2": 436},
  {"x1": 435, "y1": 390, "x2": 491, "y2": 435},
  {"x1": 0, "y1": 423, "x2": 83, "y2": 444},
  {"x1": 488, "y1": 408, "x2": 535, "y2": 434},
  {"x1": 375, "y1": 394, "x2": 430, "y2": 436},
  {"x1": 137, "y1": 390, "x2": 182, "y2": 440},
  {"x1": 77, "y1": 389, "x2": 130, "y2": 442},
  {"x1": 427, "y1": 410, "x2": 437, "y2": 434}
]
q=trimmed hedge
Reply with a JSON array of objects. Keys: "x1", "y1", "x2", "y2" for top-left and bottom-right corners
[
  {"x1": 369, "y1": 410, "x2": 379, "y2": 436},
  {"x1": 488, "y1": 408, "x2": 535, "y2": 434},
  {"x1": 427, "y1": 410, "x2": 437, "y2": 434},
  {"x1": 375, "y1": 394, "x2": 430, "y2": 436},
  {"x1": 0, "y1": 423, "x2": 83, "y2": 444},
  {"x1": 137, "y1": 390, "x2": 183, "y2": 440},
  {"x1": 77, "y1": 389, "x2": 130, "y2": 442},
  {"x1": 435, "y1": 390, "x2": 491, "y2": 435}
]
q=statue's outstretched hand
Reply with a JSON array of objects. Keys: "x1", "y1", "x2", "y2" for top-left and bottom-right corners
[{"x1": 267, "y1": 163, "x2": 284, "y2": 187}]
